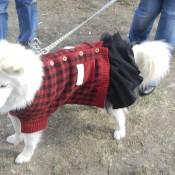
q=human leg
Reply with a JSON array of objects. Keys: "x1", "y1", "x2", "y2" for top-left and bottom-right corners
[
  {"x1": 128, "y1": 0, "x2": 162, "y2": 43},
  {"x1": 138, "y1": 81, "x2": 157, "y2": 96},
  {"x1": 0, "y1": 0, "x2": 9, "y2": 40},
  {"x1": 15, "y1": 0, "x2": 38, "y2": 44},
  {"x1": 141, "y1": 0, "x2": 175, "y2": 95},
  {"x1": 155, "y1": 0, "x2": 175, "y2": 47}
]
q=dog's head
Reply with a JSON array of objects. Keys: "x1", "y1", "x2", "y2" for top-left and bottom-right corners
[
  {"x1": 132, "y1": 40, "x2": 172, "y2": 87},
  {"x1": 0, "y1": 40, "x2": 43, "y2": 113}
]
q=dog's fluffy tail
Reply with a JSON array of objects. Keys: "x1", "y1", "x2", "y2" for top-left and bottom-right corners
[{"x1": 132, "y1": 40, "x2": 173, "y2": 87}]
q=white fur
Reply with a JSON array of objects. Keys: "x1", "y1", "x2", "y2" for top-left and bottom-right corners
[
  {"x1": 7, "y1": 114, "x2": 42, "y2": 164},
  {"x1": 133, "y1": 40, "x2": 172, "y2": 87},
  {"x1": 107, "y1": 107, "x2": 126, "y2": 140},
  {"x1": 0, "y1": 40, "x2": 172, "y2": 163},
  {"x1": 0, "y1": 40, "x2": 43, "y2": 114}
]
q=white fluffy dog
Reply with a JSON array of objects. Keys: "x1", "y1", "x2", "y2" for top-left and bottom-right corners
[{"x1": 0, "y1": 39, "x2": 172, "y2": 164}]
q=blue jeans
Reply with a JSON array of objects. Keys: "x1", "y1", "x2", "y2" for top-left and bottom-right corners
[
  {"x1": 128, "y1": 0, "x2": 175, "y2": 47},
  {"x1": 0, "y1": 0, "x2": 38, "y2": 44}
]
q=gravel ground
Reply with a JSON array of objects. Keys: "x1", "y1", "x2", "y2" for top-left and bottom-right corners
[{"x1": 0, "y1": 0, "x2": 175, "y2": 174}]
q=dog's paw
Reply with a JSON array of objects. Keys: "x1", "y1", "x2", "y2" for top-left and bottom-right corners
[
  {"x1": 15, "y1": 154, "x2": 31, "y2": 164},
  {"x1": 114, "y1": 130, "x2": 125, "y2": 140},
  {"x1": 6, "y1": 134, "x2": 23, "y2": 145}
]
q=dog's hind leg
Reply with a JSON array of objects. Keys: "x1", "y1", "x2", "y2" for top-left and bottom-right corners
[
  {"x1": 15, "y1": 130, "x2": 42, "y2": 164},
  {"x1": 6, "y1": 114, "x2": 23, "y2": 145},
  {"x1": 106, "y1": 104, "x2": 126, "y2": 140},
  {"x1": 112, "y1": 108, "x2": 126, "y2": 140}
]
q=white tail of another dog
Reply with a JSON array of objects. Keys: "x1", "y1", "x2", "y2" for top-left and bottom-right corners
[{"x1": 132, "y1": 41, "x2": 172, "y2": 87}]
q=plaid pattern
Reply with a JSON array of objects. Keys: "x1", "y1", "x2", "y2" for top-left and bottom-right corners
[{"x1": 10, "y1": 41, "x2": 110, "y2": 133}]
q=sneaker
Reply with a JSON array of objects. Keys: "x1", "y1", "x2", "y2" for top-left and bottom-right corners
[
  {"x1": 27, "y1": 38, "x2": 42, "y2": 54},
  {"x1": 138, "y1": 85, "x2": 156, "y2": 96}
]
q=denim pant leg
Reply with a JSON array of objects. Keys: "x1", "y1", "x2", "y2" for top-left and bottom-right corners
[
  {"x1": 128, "y1": 0, "x2": 162, "y2": 43},
  {"x1": 0, "y1": 0, "x2": 9, "y2": 40},
  {"x1": 15, "y1": 0, "x2": 38, "y2": 44},
  {"x1": 155, "y1": 0, "x2": 175, "y2": 47}
]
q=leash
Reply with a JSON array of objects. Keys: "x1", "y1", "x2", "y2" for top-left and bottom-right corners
[{"x1": 39, "y1": 0, "x2": 118, "y2": 55}]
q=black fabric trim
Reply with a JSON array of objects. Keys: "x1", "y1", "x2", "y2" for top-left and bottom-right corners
[{"x1": 102, "y1": 33, "x2": 143, "y2": 109}]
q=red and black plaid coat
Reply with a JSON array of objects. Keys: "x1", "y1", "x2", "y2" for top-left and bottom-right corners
[{"x1": 10, "y1": 41, "x2": 110, "y2": 133}]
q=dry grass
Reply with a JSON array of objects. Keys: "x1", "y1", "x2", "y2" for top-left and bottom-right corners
[{"x1": 0, "y1": 0, "x2": 175, "y2": 175}]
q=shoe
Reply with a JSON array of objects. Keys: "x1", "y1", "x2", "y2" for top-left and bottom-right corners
[
  {"x1": 26, "y1": 38, "x2": 42, "y2": 54},
  {"x1": 138, "y1": 85, "x2": 156, "y2": 96}
]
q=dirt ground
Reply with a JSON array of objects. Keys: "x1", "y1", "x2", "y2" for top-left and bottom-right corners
[{"x1": 0, "y1": 0, "x2": 175, "y2": 174}]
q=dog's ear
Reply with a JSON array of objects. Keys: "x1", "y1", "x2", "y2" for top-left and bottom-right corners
[{"x1": 2, "y1": 65, "x2": 24, "y2": 75}]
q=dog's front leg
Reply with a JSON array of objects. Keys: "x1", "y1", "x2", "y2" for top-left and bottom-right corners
[
  {"x1": 107, "y1": 106, "x2": 126, "y2": 140},
  {"x1": 15, "y1": 130, "x2": 42, "y2": 164},
  {"x1": 6, "y1": 114, "x2": 23, "y2": 145}
]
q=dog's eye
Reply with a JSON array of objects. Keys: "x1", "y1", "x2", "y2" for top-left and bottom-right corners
[{"x1": 0, "y1": 84, "x2": 7, "y2": 88}]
